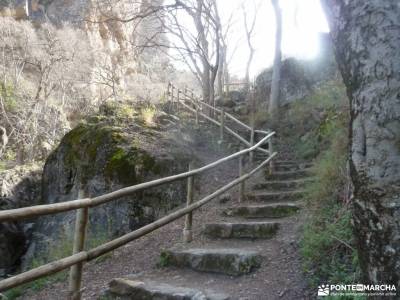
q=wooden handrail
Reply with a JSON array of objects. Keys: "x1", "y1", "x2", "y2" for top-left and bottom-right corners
[
  {"x1": 0, "y1": 132, "x2": 274, "y2": 222},
  {"x1": 224, "y1": 112, "x2": 252, "y2": 131},
  {"x1": 0, "y1": 153, "x2": 276, "y2": 292},
  {"x1": 178, "y1": 100, "x2": 270, "y2": 155},
  {"x1": 178, "y1": 85, "x2": 270, "y2": 137},
  {"x1": 179, "y1": 87, "x2": 255, "y2": 134},
  {"x1": 0, "y1": 83, "x2": 276, "y2": 296}
]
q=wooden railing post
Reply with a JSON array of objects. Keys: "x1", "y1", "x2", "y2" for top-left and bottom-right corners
[
  {"x1": 167, "y1": 83, "x2": 172, "y2": 111},
  {"x1": 249, "y1": 125, "x2": 255, "y2": 164},
  {"x1": 183, "y1": 86, "x2": 187, "y2": 105},
  {"x1": 171, "y1": 85, "x2": 175, "y2": 108},
  {"x1": 183, "y1": 162, "x2": 194, "y2": 243},
  {"x1": 177, "y1": 89, "x2": 181, "y2": 112},
  {"x1": 195, "y1": 98, "x2": 199, "y2": 126},
  {"x1": 238, "y1": 150, "x2": 245, "y2": 202},
  {"x1": 220, "y1": 108, "x2": 225, "y2": 141},
  {"x1": 68, "y1": 190, "x2": 88, "y2": 300},
  {"x1": 269, "y1": 136, "x2": 275, "y2": 174}
]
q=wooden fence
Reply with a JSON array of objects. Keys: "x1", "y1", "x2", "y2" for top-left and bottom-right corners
[
  {"x1": 166, "y1": 83, "x2": 271, "y2": 157},
  {"x1": 0, "y1": 83, "x2": 276, "y2": 299}
]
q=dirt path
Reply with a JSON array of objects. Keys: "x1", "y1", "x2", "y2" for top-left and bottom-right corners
[
  {"x1": 17, "y1": 115, "x2": 311, "y2": 299},
  {"x1": 19, "y1": 157, "x2": 310, "y2": 300}
]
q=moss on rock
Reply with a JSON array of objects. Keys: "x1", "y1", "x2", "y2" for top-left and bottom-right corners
[{"x1": 41, "y1": 102, "x2": 193, "y2": 257}]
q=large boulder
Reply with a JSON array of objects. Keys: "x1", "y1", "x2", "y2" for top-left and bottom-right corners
[
  {"x1": 256, "y1": 33, "x2": 338, "y2": 106},
  {"x1": 27, "y1": 103, "x2": 194, "y2": 266},
  {"x1": 0, "y1": 164, "x2": 42, "y2": 275}
]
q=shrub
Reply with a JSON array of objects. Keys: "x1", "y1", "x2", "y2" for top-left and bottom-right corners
[
  {"x1": 276, "y1": 80, "x2": 348, "y2": 160},
  {"x1": 297, "y1": 82, "x2": 362, "y2": 296},
  {"x1": 301, "y1": 139, "x2": 361, "y2": 288},
  {"x1": 140, "y1": 105, "x2": 158, "y2": 127},
  {"x1": 3, "y1": 229, "x2": 110, "y2": 299}
]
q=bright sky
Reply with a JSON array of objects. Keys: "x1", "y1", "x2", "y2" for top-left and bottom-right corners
[
  {"x1": 169, "y1": 0, "x2": 330, "y2": 79},
  {"x1": 220, "y1": 0, "x2": 330, "y2": 77}
]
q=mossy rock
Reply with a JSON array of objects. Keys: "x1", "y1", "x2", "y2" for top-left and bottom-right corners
[{"x1": 38, "y1": 102, "x2": 194, "y2": 269}]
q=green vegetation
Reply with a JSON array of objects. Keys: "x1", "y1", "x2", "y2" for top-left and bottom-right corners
[
  {"x1": 301, "y1": 140, "x2": 361, "y2": 287},
  {"x1": 3, "y1": 229, "x2": 111, "y2": 300},
  {"x1": 140, "y1": 104, "x2": 158, "y2": 127},
  {"x1": 279, "y1": 80, "x2": 348, "y2": 160},
  {"x1": 158, "y1": 250, "x2": 173, "y2": 268},
  {"x1": 3, "y1": 233, "x2": 73, "y2": 299},
  {"x1": 0, "y1": 83, "x2": 18, "y2": 113},
  {"x1": 282, "y1": 81, "x2": 363, "y2": 296},
  {"x1": 99, "y1": 102, "x2": 137, "y2": 120}
]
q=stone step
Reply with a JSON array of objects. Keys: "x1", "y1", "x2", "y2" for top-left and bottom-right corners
[
  {"x1": 253, "y1": 179, "x2": 312, "y2": 191},
  {"x1": 203, "y1": 222, "x2": 280, "y2": 239},
  {"x1": 222, "y1": 203, "x2": 300, "y2": 219},
  {"x1": 264, "y1": 169, "x2": 312, "y2": 180},
  {"x1": 160, "y1": 248, "x2": 261, "y2": 276},
  {"x1": 275, "y1": 163, "x2": 313, "y2": 172},
  {"x1": 274, "y1": 160, "x2": 310, "y2": 165},
  {"x1": 107, "y1": 278, "x2": 229, "y2": 300},
  {"x1": 246, "y1": 190, "x2": 304, "y2": 202}
]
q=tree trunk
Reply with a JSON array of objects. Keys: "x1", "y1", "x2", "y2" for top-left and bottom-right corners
[
  {"x1": 244, "y1": 48, "x2": 254, "y2": 93},
  {"x1": 322, "y1": 0, "x2": 400, "y2": 291},
  {"x1": 223, "y1": 57, "x2": 230, "y2": 94},
  {"x1": 217, "y1": 45, "x2": 225, "y2": 98},
  {"x1": 201, "y1": 67, "x2": 210, "y2": 104},
  {"x1": 268, "y1": 0, "x2": 282, "y2": 120}
]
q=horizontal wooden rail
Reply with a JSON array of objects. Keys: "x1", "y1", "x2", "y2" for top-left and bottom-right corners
[
  {"x1": 255, "y1": 129, "x2": 270, "y2": 135},
  {"x1": 180, "y1": 88, "x2": 259, "y2": 135},
  {"x1": 224, "y1": 112, "x2": 252, "y2": 131},
  {"x1": 0, "y1": 132, "x2": 274, "y2": 222},
  {"x1": 0, "y1": 152, "x2": 276, "y2": 292},
  {"x1": 0, "y1": 82, "x2": 277, "y2": 297},
  {"x1": 178, "y1": 100, "x2": 270, "y2": 156},
  {"x1": 179, "y1": 88, "x2": 271, "y2": 138},
  {"x1": 178, "y1": 101, "x2": 251, "y2": 146}
]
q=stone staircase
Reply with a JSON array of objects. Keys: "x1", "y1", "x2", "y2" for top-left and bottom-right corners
[{"x1": 104, "y1": 160, "x2": 312, "y2": 299}]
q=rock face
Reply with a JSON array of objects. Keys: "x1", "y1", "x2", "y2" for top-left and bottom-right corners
[
  {"x1": 0, "y1": 0, "x2": 168, "y2": 102},
  {"x1": 256, "y1": 33, "x2": 338, "y2": 106},
  {"x1": 0, "y1": 164, "x2": 42, "y2": 274},
  {"x1": 28, "y1": 103, "x2": 195, "y2": 267}
]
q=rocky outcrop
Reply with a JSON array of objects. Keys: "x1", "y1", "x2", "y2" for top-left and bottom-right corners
[
  {"x1": 0, "y1": 164, "x2": 42, "y2": 275},
  {"x1": 24, "y1": 102, "x2": 196, "y2": 268},
  {"x1": 256, "y1": 33, "x2": 339, "y2": 106},
  {"x1": 0, "y1": 0, "x2": 168, "y2": 102}
]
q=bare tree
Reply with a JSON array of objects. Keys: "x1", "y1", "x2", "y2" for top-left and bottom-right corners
[
  {"x1": 268, "y1": 0, "x2": 282, "y2": 120},
  {"x1": 242, "y1": 0, "x2": 260, "y2": 92},
  {"x1": 0, "y1": 18, "x2": 91, "y2": 162},
  {"x1": 322, "y1": 0, "x2": 400, "y2": 289},
  {"x1": 98, "y1": 0, "x2": 223, "y2": 107},
  {"x1": 216, "y1": 11, "x2": 235, "y2": 98},
  {"x1": 167, "y1": 0, "x2": 221, "y2": 108},
  {"x1": 92, "y1": 54, "x2": 121, "y2": 102}
]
